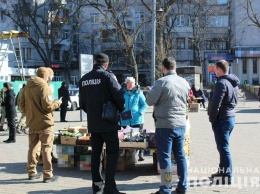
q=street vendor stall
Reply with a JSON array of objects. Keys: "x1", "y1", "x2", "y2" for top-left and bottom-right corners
[{"x1": 54, "y1": 116, "x2": 191, "y2": 173}]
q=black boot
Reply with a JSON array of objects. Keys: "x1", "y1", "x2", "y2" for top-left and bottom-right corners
[{"x1": 3, "y1": 138, "x2": 10, "y2": 142}]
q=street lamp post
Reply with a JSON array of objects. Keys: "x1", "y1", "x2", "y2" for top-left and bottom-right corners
[{"x1": 151, "y1": 0, "x2": 156, "y2": 86}]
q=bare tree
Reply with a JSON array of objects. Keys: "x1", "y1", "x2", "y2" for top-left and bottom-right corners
[
  {"x1": 86, "y1": 0, "x2": 153, "y2": 83},
  {"x1": 3, "y1": 0, "x2": 87, "y2": 81},
  {"x1": 244, "y1": 0, "x2": 260, "y2": 28}
]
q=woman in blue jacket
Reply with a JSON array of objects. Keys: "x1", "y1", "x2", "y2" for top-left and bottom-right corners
[{"x1": 120, "y1": 77, "x2": 148, "y2": 161}]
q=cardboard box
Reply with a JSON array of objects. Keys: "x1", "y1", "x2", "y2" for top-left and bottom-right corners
[
  {"x1": 119, "y1": 141, "x2": 148, "y2": 149},
  {"x1": 104, "y1": 149, "x2": 135, "y2": 171},
  {"x1": 68, "y1": 126, "x2": 82, "y2": 133},
  {"x1": 79, "y1": 127, "x2": 88, "y2": 134},
  {"x1": 60, "y1": 136, "x2": 77, "y2": 145},
  {"x1": 189, "y1": 103, "x2": 200, "y2": 112}
]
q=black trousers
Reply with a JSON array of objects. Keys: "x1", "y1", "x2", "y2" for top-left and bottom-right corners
[
  {"x1": 7, "y1": 117, "x2": 16, "y2": 140},
  {"x1": 60, "y1": 105, "x2": 67, "y2": 121},
  {"x1": 91, "y1": 131, "x2": 119, "y2": 193},
  {"x1": 197, "y1": 99, "x2": 205, "y2": 108}
]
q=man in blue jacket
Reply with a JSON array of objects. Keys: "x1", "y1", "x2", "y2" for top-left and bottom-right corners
[
  {"x1": 79, "y1": 53, "x2": 125, "y2": 194},
  {"x1": 209, "y1": 60, "x2": 239, "y2": 185}
]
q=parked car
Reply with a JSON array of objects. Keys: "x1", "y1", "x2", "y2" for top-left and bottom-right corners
[{"x1": 68, "y1": 88, "x2": 79, "y2": 111}]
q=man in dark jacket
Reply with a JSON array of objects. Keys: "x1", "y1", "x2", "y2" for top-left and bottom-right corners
[
  {"x1": 2, "y1": 82, "x2": 17, "y2": 143},
  {"x1": 79, "y1": 53, "x2": 125, "y2": 194},
  {"x1": 209, "y1": 60, "x2": 240, "y2": 185},
  {"x1": 58, "y1": 81, "x2": 71, "y2": 122}
]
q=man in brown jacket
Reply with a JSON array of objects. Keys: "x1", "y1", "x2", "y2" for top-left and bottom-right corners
[{"x1": 20, "y1": 67, "x2": 62, "y2": 183}]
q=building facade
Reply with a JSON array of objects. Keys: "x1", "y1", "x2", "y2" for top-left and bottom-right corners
[{"x1": 1, "y1": 0, "x2": 260, "y2": 86}]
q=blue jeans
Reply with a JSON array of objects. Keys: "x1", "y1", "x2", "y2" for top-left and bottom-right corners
[
  {"x1": 155, "y1": 127, "x2": 188, "y2": 194},
  {"x1": 212, "y1": 117, "x2": 235, "y2": 180}
]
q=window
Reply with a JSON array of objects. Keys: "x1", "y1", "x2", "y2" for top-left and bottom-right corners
[
  {"x1": 253, "y1": 58, "x2": 257, "y2": 74},
  {"x1": 1, "y1": 10, "x2": 5, "y2": 21},
  {"x1": 176, "y1": 38, "x2": 185, "y2": 49},
  {"x1": 53, "y1": 50, "x2": 60, "y2": 61},
  {"x1": 90, "y1": 13, "x2": 99, "y2": 24},
  {"x1": 218, "y1": 41, "x2": 227, "y2": 50},
  {"x1": 102, "y1": 29, "x2": 117, "y2": 42},
  {"x1": 242, "y1": 59, "x2": 247, "y2": 74},
  {"x1": 207, "y1": 0, "x2": 228, "y2": 5},
  {"x1": 135, "y1": 12, "x2": 144, "y2": 23},
  {"x1": 22, "y1": 48, "x2": 32, "y2": 60},
  {"x1": 126, "y1": 20, "x2": 133, "y2": 28},
  {"x1": 187, "y1": 16, "x2": 191, "y2": 26},
  {"x1": 63, "y1": 31, "x2": 69, "y2": 39},
  {"x1": 176, "y1": 15, "x2": 185, "y2": 26},
  {"x1": 208, "y1": 16, "x2": 229, "y2": 27},
  {"x1": 206, "y1": 40, "x2": 211, "y2": 50},
  {"x1": 217, "y1": 0, "x2": 228, "y2": 4},
  {"x1": 15, "y1": 48, "x2": 20, "y2": 59}
]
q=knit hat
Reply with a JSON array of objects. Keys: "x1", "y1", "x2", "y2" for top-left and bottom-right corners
[
  {"x1": 95, "y1": 53, "x2": 109, "y2": 63},
  {"x1": 36, "y1": 67, "x2": 49, "y2": 78},
  {"x1": 3, "y1": 82, "x2": 12, "y2": 90},
  {"x1": 47, "y1": 67, "x2": 54, "y2": 76},
  {"x1": 125, "y1": 77, "x2": 135, "y2": 84}
]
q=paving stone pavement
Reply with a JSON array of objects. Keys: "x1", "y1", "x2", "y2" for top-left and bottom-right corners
[{"x1": 0, "y1": 88, "x2": 259, "y2": 194}]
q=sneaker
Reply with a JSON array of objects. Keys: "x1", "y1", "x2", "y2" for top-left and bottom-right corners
[
  {"x1": 28, "y1": 173, "x2": 42, "y2": 180},
  {"x1": 211, "y1": 172, "x2": 222, "y2": 178},
  {"x1": 43, "y1": 176, "x2": 59, "y2": 183},
  {"x1": 175, "y1": 188, "x2": 186, "y2": 194},
  {"x1": 16, "y1": 128, "x2": 23, "y2": 134}
]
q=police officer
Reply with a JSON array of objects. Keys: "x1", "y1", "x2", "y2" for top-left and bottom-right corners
[
  {"x1": 79, "y1": 53, "x2": 125, "y2": 194},
  {"x1": 58, "y1": 81, "x2": 71, "y2": 122}
]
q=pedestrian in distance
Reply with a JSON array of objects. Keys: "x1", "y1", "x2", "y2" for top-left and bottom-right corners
[
  {"x1": 2, "y1": 82, "x2": 17, "y2": 143},
  {"x1": 258, "y1": 86, "x2": 260, "y2": 107},
  {"x1": 16, "y1": 84, "x2": 27, "y2": 134},
  {"x1": 0, "y1": 87, "x2": 7, "y2": 131},
  {"x1": 194, "y1": 87, "x2": 206, "y2": 109},
  {"x1": 79, "y1": 53, "x2": 125, "y2": 194},
  {"x1": 209, "y1": 60, "x2": 239, "y2": 185},
  {"x1": 20, "y1": 67, "x2": 62, "y2": 183},
  {"x1": 58, "y1": 81, "x2": 72, "y2": 122},
  {"x1": 120, "y1": 76, "x2": 148, "y2": 162},
  {"x1": 146, "y1": 57, "x2": 190, "y2": 194}
]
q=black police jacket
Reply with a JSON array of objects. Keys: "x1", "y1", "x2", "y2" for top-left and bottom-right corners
[
  {"x1": 58, "y1": 86, "x2": 71, "y2": 106},
  {"x1": 2, "y1": 89, "x2": 17, "y2": 118},
  {"x1": 79, "y1": 65, "x2": 125, "y2": 133}
]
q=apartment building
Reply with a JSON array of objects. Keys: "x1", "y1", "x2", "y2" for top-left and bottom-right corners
[{"x1": 1, "y1": 0, "x2": 259, "y2": 86}]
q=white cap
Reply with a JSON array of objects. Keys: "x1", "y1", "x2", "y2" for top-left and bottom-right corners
[{"x1": 125, "y1": 77, "x2": 135, "y2": 84}]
